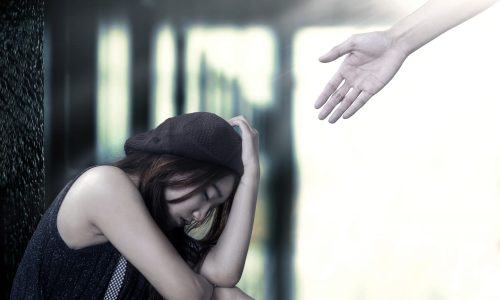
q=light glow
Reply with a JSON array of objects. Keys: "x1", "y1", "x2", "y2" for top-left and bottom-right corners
[{"x1": 293, "y1": 4, "x2": 500, "y2": 299}]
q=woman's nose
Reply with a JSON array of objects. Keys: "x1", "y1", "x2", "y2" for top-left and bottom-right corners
[{"x1": 192, "y1": 205, "x2": 210, "y2": 221}]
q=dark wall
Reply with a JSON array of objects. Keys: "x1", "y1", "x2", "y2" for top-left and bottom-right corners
[{"x1": 0, "y1": 0, "x2": 44, "y2": 298}]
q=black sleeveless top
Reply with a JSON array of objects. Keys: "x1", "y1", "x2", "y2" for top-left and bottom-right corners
[{"x1": 11, "y1": 169, "x2": 149, "y2": 299}]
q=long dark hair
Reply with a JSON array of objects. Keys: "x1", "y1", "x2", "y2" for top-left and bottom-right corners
[{"x1": 114, "y1": 151, "x2": 240, "y2": 299}]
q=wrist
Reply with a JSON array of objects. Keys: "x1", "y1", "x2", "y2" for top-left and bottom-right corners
[
  {"x1": 239, "y1": 169, "x2": 260, "y2": 187},
  {"x1": 242, "y1": 165, "x2": 259, "y2": 179},
  {"x1": 384, "y1": 27, "x2": 412, "y2": 59}
]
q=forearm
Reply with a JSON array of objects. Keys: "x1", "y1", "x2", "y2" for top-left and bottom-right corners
[
  {"x1": 200, "y1": 172, "x2": 259, "y2": 287},
  {"x1": 387, "y1": 0, "x2": 497, "y2": 55},
  {"x1": 211, "y1": 287, "x2": 254, "y2": 300}
]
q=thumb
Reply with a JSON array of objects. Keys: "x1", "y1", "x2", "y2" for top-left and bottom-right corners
[{"x1": 319, "y1": 38, "x2": 353, "y2": 63}]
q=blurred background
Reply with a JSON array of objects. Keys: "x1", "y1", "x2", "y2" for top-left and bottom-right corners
[{"x1": 41, "y1": 0, "x2": 500, "y2": 299}]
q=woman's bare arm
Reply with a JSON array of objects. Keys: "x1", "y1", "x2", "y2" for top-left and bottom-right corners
[
  {"x1": 198, "y1": 116, "x2": 260, "y2": 287},
  {"x1": 211, "y1": 287, "x2": 254, "y2": 300},
  {"x1": 65, "y1": 166, "x2": 214, "y2": 300}
]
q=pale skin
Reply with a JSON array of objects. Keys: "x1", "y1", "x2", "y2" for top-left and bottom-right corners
[
  {"x1": 57, "y1": 115, "x2": 259, "y2": 300},
  {"x1": 316, "y1": 0, "x2": 498, "y2": 123}
]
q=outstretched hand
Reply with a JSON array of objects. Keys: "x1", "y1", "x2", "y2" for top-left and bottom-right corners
[{"x1": 316, "y1": 31, "x2": 408, "y2": 123}]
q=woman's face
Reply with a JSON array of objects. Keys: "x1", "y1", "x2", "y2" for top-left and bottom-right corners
[{"x1": 163, "y1": 174, "x2": 236, "y2": 229}]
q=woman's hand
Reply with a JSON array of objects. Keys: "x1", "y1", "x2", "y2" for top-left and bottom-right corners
[
  {"x1": 316, "y1": 31, "x2": 407, "y2": 123},
  {"x1": 199, "y1": 115, "x2": 259, "y2": 287},
  {"x1": 211, "y1": 287, "x2": 254, "y2": 300},
  {"x1": 228, "y1": 116, "x2": 260, "y2": 181}
]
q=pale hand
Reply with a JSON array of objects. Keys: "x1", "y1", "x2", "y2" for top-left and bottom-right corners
[
  {"x1": 316, "y1": 31, "x2": 408, "y2": 123},
  {"x1": 227, "y1": 116, "x2": 260, "y2": 180}
]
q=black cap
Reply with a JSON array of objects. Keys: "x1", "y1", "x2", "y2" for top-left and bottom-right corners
[{"x1": 124, "y1": 112, "x2": 243, "y2": 175}]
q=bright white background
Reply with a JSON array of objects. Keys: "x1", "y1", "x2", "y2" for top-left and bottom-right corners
[{"x1": 293, "y1": 3, "x2": 500, "y2": 300}]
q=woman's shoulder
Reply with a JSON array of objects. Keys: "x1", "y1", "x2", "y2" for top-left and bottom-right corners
[
  {"x1": 65, "y1": 165, "x2": 141, "y2": 213},
  {"x1": 57, "y1": 165, "x2": 140, "y2": 249},
  {"x1": 77, "y1": 165, "x2": 135, "y2": 189}
]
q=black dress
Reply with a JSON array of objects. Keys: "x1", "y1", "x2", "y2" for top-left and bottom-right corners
[{"x1": 11, "y1": 169, "x2": 149, "y2": 299}]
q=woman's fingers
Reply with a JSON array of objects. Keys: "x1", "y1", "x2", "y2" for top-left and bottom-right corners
[
  {"x1": 228, "y1": 116, "x2": 255, "y2": 137},
  {"x1": 228, "y1": 115, "x2": 250, "y2": 127},
  {"x1": 228, "y1": 116, "x2": 260, "y2": 176},
  {"x1": 228, "y1": 116, "x2": 259, "y2": 150}
]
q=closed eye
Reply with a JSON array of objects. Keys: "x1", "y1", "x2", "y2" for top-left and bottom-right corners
[
  {"x1": 211, "y1": 183, "x2": 222, "y2": 199},
  {"x1": 203, "y1": 190, "x2": 210, "y2": 201}
]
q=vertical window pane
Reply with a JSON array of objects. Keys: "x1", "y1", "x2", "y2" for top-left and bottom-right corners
[
  {"x1": 151, "y1": 24, "x2": 176, "y2": 127},
  {"x1": 185, "y1": 26, "x2": 276, "y2": 118},
  {"x1": 97, "y1": 22, "x2": 130, "y2": 162}
]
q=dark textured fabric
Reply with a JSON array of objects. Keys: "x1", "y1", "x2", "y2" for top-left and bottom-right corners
[
  {"x1": 10, "y1": 170, "x2": 149, "y2": 299},
  {"x1": 125, "y1": 112, "x2": 243, "y2": 175}
]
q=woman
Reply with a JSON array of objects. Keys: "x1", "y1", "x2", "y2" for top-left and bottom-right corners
[{"x1": 11, "y1": 112, "x2": 259, "y2": 300}]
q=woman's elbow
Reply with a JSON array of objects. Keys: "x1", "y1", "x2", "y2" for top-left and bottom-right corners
[{"x1": 199, "y1": 260, "x2": 244, "y2": 287}]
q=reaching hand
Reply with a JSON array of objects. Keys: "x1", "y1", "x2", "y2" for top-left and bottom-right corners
[{"x1": 316, "y1": 31, "x2": 408, "y2": 123}]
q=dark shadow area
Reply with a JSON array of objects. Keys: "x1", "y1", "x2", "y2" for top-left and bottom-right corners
[{"x1": 0, "y1": 0, "x2": 44, "y2": 298}]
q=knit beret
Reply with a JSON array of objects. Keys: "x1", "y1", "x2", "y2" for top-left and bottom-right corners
[{"x1": 124, "y1": 112, "x2": 243, "y2": 175}]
